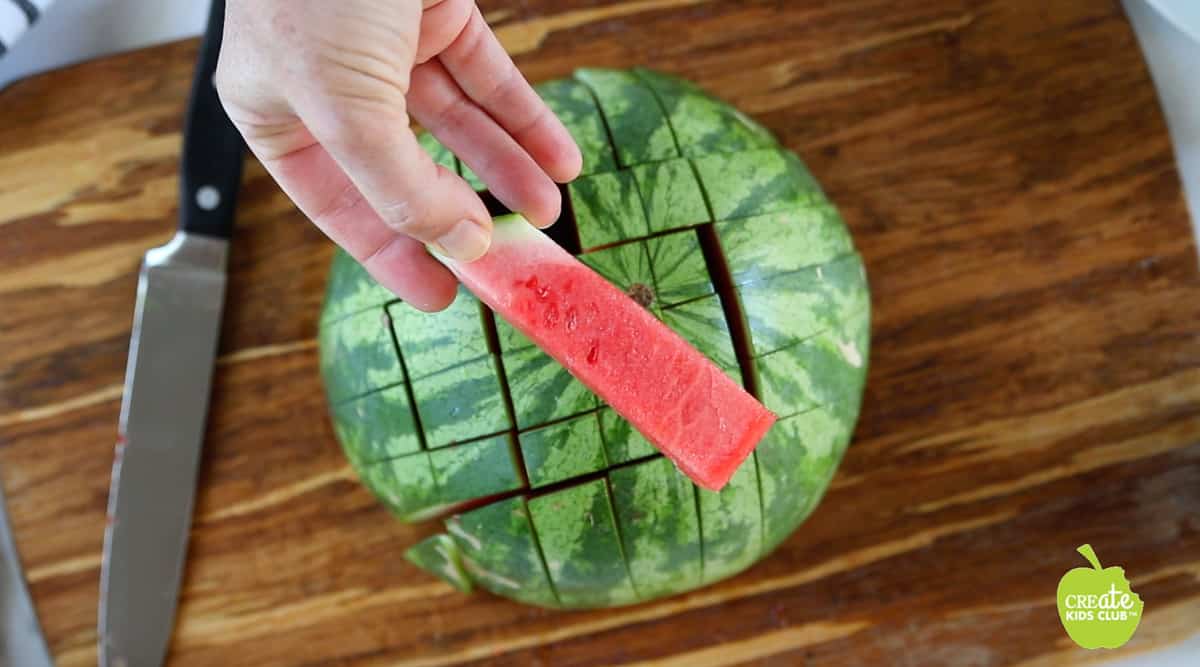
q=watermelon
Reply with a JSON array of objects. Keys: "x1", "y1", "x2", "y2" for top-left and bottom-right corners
[
  {"x1": 569, "y1": 170, "x2": 650, "y2": 250},
  {"x1": 445, "y1": 497, "x2": 558, "y2": 606},
  {"x1": 317, "y1": 68, "x2": 871, "y2": 608},
  {"x1": 519, "y1": 413, "x2": 608, "y2": 488},
  {"x1": 406, "y1": 534, "x2": 472, "y2": 592},
  {"x1": 529, "y1": 479, "x2": 640, "y2": 607},
  {"x1": 608, "y1": 457, "x2": 702, "y2": 598}
]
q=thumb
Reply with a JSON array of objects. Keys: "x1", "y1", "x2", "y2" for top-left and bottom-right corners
[{"x1": 300, "y1": 97, "x2": 493, "y2": 262}]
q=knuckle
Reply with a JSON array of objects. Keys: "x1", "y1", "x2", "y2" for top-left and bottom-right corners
[
  {"x1": 299, "y1": 39, "x2": 412, "y2": 103},
  {"x1": 320, "y1": 99, "x2": 406, "y2": 153},
  {"x1": 453, "y1": 10, "x2": 489, "y2": 61},
  {"x1": 511, "y1": 99, "x2": 547, "y2": 139},
  {"x1": 359, "y1": 234, "x2": 401, "y2": 271},
  {"x1": 213, "y1": 62, "x2": 235, "y2": 101},
  {"x1": 376, "y1": 198, "x2": 431, "y2": 238},
  {"x1": 310, "y1": 181, "x2": 367, "y2": 231},
  {"x1": 479, "y1": 66, "x2": 513, "y2": 108}
]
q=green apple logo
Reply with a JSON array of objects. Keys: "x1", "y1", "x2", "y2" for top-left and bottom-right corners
[{"x1": 1057, "y1": 544, "x2": 1144, "y2": 649}]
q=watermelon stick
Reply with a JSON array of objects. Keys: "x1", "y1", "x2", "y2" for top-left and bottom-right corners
[{"x1": 430, "y1": 214, "x2": 777, "y2": 490}]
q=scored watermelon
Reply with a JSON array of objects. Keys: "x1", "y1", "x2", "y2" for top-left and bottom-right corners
[
  {"x1": 434, "y1": 214, "x2": 777, "y2": 490},
  {"x1": 320, "y1": 68, "x2": 871, "y2": 608}
]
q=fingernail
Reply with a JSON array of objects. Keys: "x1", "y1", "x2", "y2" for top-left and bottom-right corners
[{"x1": 435, "y1": 220, "x2": 491, "y2": 262}]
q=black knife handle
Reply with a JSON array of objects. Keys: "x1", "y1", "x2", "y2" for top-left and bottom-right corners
[{"x1": 180, "y1": 0, "x2": 245, "y2": 240}]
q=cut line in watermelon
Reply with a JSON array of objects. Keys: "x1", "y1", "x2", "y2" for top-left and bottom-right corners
[
  {"x1": 322, "y1": 68, "x2": 872, "y2": 609},
  {"x1": 432, "y1": 214, "x2": 777, "y2": 491}
]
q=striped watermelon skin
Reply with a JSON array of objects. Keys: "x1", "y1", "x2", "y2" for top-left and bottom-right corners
[{"x1": 317, "y1": 69, "x2": 870, "y2": 608}]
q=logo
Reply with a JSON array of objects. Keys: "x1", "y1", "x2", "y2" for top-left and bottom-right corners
[{"x1": 1056, "y1": 544, "x2": 1143, "y2": 649}]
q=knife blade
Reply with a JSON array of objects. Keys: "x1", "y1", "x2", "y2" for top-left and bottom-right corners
[
  {"x1": 98, "y1": 1, "x2": 244, "y2": 665},
  {"x1": 0, "y1": 470, "x2": 54, "y2": 667}
]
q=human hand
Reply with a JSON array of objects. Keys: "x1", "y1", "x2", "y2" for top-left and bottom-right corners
[{"x1": 216, "y1": 0, "x2": 582, "y2": 310}]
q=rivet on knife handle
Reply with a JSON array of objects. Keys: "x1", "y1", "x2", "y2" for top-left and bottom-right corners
[{"x1": 180, "y1": 0, "x2": 244, "y2": 241}]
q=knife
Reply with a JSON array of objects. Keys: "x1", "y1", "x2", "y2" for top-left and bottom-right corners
[
  {"x1": 99, "y1": 1, "x2": 244, "y2": 665},
  {"x1": 0, "y1": 471, "x2": 54, "y2": 667}
]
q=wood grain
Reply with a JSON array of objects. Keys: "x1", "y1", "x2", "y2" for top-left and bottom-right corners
[{"x1": 2, "y1": 0, "x2": 1199, "y2": 664}]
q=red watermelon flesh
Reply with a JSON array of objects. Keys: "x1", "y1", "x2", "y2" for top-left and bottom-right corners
[{"x1": 435, "y1": 215, "x2": 776, "y2": 490}]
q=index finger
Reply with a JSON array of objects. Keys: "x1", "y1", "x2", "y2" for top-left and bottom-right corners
[{"x1": 438, "y1": 7, "x2": 582, "y2": 183}]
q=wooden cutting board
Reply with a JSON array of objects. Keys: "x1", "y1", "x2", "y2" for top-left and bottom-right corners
[{"x1": 2, "y1": 1, "x2": 1198, "y2": 665}]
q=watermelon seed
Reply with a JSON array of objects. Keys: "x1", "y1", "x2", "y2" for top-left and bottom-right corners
[
  {"x1": 626, "y1": 283, "x2": 655, "y2": 308},
  {"x1": 586, "y1": 342, "x2": 600, "y2": 365}
]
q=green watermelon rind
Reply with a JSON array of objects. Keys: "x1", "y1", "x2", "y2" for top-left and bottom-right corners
[
  {"x1": 610, "y1": 457, "x2": 704, "y2": 598},
  {"x1": 405, "y1": 534, "x2": 473, "y2": 593},
  {"x1": 575, "y1": 68, "x2": 680, "y2": 167},
  {"x1": 569, "y1": 169, "x2": 651, "y2": 250},
  {"x1": 318, "y1": 68, "x2": 871, "y2": 609},
  {"x1": 519, "y1": 412, "x2": 609, "y2": 489},
  {"x1": 529, "y1": 478, "x2": 640, "y2": 608}
]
